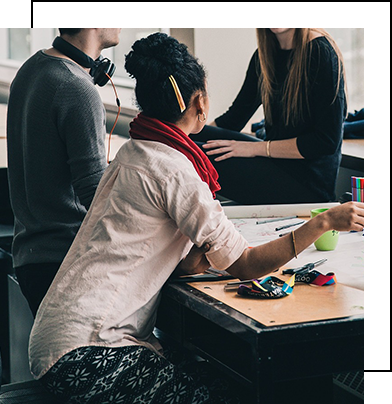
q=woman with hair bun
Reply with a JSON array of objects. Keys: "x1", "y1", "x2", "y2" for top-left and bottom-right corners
[{"x1": 28, "y1": 32, "x2": 364, "y2": 403}]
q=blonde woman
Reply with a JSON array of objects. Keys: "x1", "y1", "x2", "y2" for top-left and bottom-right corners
[{"x1": 192, "y1": 28, "x2": 347, "y2": 205}]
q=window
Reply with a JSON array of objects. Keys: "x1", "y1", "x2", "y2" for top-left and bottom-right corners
[
  {"x1": 326, "y1": 28, "x2": 364, "y2": 112},
  {"x1": 0, "y1": 28, "x2": 57, "y2": 66},
  {"x1": 1, "y1": 28, "x2": 166, "y2": 87},
  {"x1": 111, "y1": 28, "x2": 167, "y2": 80},
  {"x1": 1, "y1": 28, "x2": 364, "y2": 113},
  {"x1": 8, "y1": 29, "x2": 31, "y2": 62}
]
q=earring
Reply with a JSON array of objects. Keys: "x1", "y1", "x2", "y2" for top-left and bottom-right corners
[{"x1": 198, "y1": 112, "x2": 206, "y2": 123}]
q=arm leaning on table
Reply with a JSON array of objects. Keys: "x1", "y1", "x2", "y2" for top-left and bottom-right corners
[
  {"x1": 173, "y1": 202, "x2": 364, "y2": 282},
  {"x1": 227, "y1": 202, "x2": 365, "y2": 279},
  {"x1": 226, "y1": 202, "x2": 364, "y2": 281}
]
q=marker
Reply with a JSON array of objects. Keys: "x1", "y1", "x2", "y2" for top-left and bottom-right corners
[
  {"x1": 256, "y1": 215, "x2": 297, "y2": 225},
  {"x1": 275, "y1": 220, "x2": 305, "y2": 232},
  {"x1": 279, "y1": 232, "x2": 290, "y2": 237}
]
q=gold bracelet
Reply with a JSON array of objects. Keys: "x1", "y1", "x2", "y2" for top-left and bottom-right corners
[
  {"x1": 291, "y1": 230, "x2": 298, "y2": 259},
  {"x1": 266, "y1": 140, "x2": 272, "y2": 158}
]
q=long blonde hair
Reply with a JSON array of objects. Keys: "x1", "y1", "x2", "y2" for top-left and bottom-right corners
[{"x1": 256, "y1": 28, "x2": 347, "y2": 126}]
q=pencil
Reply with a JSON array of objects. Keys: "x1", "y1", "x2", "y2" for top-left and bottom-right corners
[
  {"x1": 275, "y1": 220, "x2": 305, "y2": 232},
  {"x1": 279, "y1": 232, "x2": 290, "y2": 237},
  {"x1": 256, "y1": 215, "x2": 297, "y2": 225}
]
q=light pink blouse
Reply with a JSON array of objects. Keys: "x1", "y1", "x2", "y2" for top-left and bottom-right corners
[{"x1": 29, "y1": 138, "x2": 248, "y2": 379}]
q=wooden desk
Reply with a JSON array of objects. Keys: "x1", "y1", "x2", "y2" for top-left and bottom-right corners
[
  {"x1": 189, "y1": 279, "x2": 363, "y2": 326},
  {"x1": 341, "y1": 139, "x2": 364, "y2": 172},
  {"x1": 156, "y1": 206, "x2": 364, "y2": 403},
  {"x1": 157, "y1": 281, "x2": 363, "y2": 403},
  {"x1": 0, "y1": 138, "x2": 6, "y2": 169}
]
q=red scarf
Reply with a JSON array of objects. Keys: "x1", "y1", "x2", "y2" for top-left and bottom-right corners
[{"x1": 130, "y1": 113, "x2": 220, "y2": 198}]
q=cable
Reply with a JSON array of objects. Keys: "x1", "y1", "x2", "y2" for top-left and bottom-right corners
[{"x1": 105, "y1": 73, "x2": 121, "y2": 164}]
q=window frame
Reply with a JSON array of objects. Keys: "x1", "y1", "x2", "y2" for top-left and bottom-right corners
[{"x1": 0, "y1": 28, "x2": 170, "y2": 90}]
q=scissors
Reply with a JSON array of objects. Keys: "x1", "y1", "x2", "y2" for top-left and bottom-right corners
[{"x1": 282, "y1": 259, "x2": 327, "y2": 275}]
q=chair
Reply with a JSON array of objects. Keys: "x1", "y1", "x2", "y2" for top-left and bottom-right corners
[
  {"x1": 0, "y1": 379, "x2": 63, "y2": 404},
  {"x1": 0, "y1": 380, "x2": 62, "y2": 404},
  {"x1": 0, "y1": 350, "x2": 62, "y2": 403}
]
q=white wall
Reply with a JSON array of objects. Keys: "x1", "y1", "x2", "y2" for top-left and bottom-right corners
[
  {"x1": 192, "y1": 28, "x2": 364, "y2": 130},
  {"x1": 194, "y1": 28, "x2": 263, "y2": 132}
]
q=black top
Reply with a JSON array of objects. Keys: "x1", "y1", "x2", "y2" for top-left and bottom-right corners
[{"x1": 215, "y1": 37, "x2": 347, "y2": 201}]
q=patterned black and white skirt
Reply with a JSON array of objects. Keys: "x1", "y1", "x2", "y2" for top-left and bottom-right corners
[{"x1": 39, "y1": 344, "x2": 243, "y2": 403}]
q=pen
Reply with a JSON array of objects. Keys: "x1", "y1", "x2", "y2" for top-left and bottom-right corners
[
  {"x1": 275, "y1": 220, "x2": 305, "y2": 232},
  {"x1": 224, "y1": 279, "x2": 254, "y2": 291},
  {"x1": 279, "y1": 232, "x2": 290, "y2": 237},
  {"x1": 256, "y1": 215, "x2": 298, "y2": 225}
]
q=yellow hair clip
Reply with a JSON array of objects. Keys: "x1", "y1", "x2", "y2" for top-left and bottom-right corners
[{"x1": 168, "y1": 75, "x2": 186, "y2": 113}]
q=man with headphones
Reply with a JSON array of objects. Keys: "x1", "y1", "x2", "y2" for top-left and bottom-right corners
[{"x1": 6, "y1": 28, "x2": 121, "y2": 317}]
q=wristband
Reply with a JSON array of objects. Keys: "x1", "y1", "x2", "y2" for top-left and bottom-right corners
[{"x1": 294, "y1": 270, "x2": 337, "y2": 286}]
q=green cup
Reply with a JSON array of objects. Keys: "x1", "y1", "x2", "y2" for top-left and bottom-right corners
[{"x1": 310, "y1": 208, "x2": 339, "y2": 251}]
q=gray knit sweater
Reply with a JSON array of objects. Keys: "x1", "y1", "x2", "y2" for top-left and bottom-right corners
[{"x1": 7, "y1": 50, "x2": 107, "y2": 268}]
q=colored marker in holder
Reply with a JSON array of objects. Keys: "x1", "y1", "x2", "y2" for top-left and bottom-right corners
[{"x1": 351, "y1": 176, "x2": 364, "y2": 202}]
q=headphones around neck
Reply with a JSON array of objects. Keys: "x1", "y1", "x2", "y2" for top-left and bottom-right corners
[{"x1": 52, "y1": 36, "x2": 116, "y2": 87}]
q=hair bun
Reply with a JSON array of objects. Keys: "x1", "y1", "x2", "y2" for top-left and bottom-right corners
[
  {"x1": 125, "y1": 32, "x2": 187, "y2": 82},
  {"x1": 124, "y1": 32, "x2": 206, "y2": 123}
]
